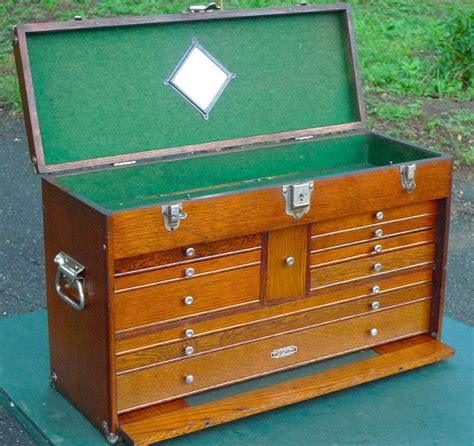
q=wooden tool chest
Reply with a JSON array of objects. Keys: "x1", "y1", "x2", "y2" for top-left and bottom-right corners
[{"x1": 14, "y1": 4, "x2": 454, "y2": 444}]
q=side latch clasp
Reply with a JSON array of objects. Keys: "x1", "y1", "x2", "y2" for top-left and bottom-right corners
[
  {"x1": 400, "y1": 164, "x2": 416, "y2": 193},
  {"x1": 162, "y1": 203, "x2": 187, "y2": 232},
  {"x1": 282, "y1": 181, "x2": 314, "y2": 219}
]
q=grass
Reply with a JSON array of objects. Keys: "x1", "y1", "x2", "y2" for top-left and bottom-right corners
[{"x1": 0, "y1": 0, "x2": 473, "y2": 165}]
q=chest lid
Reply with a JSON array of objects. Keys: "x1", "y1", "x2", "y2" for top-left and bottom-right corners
[{"x1": 14, "y1": 3, "x2": 365, "y2": 174}]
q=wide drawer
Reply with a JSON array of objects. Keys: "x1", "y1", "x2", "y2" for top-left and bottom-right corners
[
  {"x1": 114, "y1": 265, "x2": 261, "y2": 332},
  {"x1": 311, "y1": 243, "x2": 435, "y2": 290},
  {"x1": 116, "y1": 300, "x2": 431, "y2": 412},
  {"x1": 116, "y1": 282, "x2": 432, "y2": 372},
  {"x1": 114, "y1": 233, "x2": 261, "y2": 275}
]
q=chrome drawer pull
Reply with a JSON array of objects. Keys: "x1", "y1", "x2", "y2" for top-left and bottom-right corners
[
  {"x1": 370, "y1": 328, "x2": 378, "y2": 337},
  {"x1": 375, "y1": 211, "x2": 384, "y2": 221},
  {"x1": 185, "y1": 247, "x2": 196, "y2": 257},
  {"x1": 185, "y1": 267, "x2": 195, "y2": 277},
  {"x1": 373, "y1": 263, "x2": 382, "y2": 272},
  {"x1": 285, "y1": 256, "x2": 295, "y2": 266},
  {"x1": 184, "y1": 328, "x2": 195, "y2": 338},
  {"x1": 372, "y1": 285, "x2": 381, "y2": 294},
  {"x1": 184, "y1": 375, "x2": 194, "y2": 384},
  {"x1": 184, "y1": 346, "x2": 195, "y2": 356},
  {"x1": 374, "y1": 228, "x2": 384, "y2": 237},
  {"x1": 371, "y1": 301, "x2": 381, "y2": 310},
  {"x1": 184, "y1": 296, "x2": 194, "y2": 306},
  {"x1": 374, "y1": 244, "x2": 383, "y2": 253}
]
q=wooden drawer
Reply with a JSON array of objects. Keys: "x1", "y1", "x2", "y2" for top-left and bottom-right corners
[
  {"x1": 114, "y1": 266, "x2": 261, "y2": 332},
  {"x1": 115, "y1": 249, "x2": 260, "y2": 291},
  {"x1": 114, "y1": 234, "x2": 261, "y2": 275},
  {"x1": 311, "y1": 213, "x2": 436, "y2": 251},
  {"x1": 311, "y1": 229, "x2": 435, "y2": 267},
  {"x1": 116, "y1": 283, "x2": 432, "y2": 372},
  {"x1": 312, "y1": 200, "x2": 437, "y2": 236},
  {"x1": 311, "y1": 243, "x2": 435, "y2": 290},
  {"x1": 116, "y1": 300, "x2": 431, "y2": 412},
  {"x1": 115, "y1": 267, "x2": 433, "y2": 354}
]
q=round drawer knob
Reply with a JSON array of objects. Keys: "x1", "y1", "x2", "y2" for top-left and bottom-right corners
[
  {"x1": 370, "y1": 328, "x2": 378, "y2": 337},
  {"x1": 373, "y1": 263, "x2": 382, "y2": 272},
  {"x1": 285, "y1": 256, "x2": 295, "y2": 267},
  {"x1": 185, "y1": 247, "x2": 196, "y2": 257},
  {"x1": 185, "y1": 267, "x2": 195, "y2": 277},
  {"x1": 184, "y1": 375, "x2": 194, "y2": 384},
  {"x1": 184, "y1": 328, "x2": 195, "y2": 338},
  {"x1": 374, "y1": 244, "x2": 383, "y2": 253},
  {"x1": 375, "y1": 211, "x2": 384, "y2": 221},
  {"x1": 184, "y1": 296, "x2": 194, "y2": 306},
  {"x1": 374, "y1": 228, "x2": 384, "y2": 237},
  {"x1": 184, "y1": 346, "x2": 195, "y2": 356},
  {"x1": 372, "y1": 285, "x2": 381, "y2": 294},
  {"x1": 371, "y1": 301, "x2": 381, "y2": 310}
]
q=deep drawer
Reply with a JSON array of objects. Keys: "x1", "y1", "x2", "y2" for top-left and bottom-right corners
[
  {"x1": 311, "y1": 243, "x2": 435, "y2": 290},
  {"x1": 114, "y1": 265, "x2": 261, "y2": 332},
  {"x1": 116, "y1": 300, "x2": 431, "y2": 412},
  {"x1": 116, "y1": 282, "x2": 432, "y2": 372}
]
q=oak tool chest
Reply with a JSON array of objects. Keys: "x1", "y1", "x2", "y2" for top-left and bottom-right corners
[{"x1": 13, "y1": 3, "x2": 455, "y2": 445}]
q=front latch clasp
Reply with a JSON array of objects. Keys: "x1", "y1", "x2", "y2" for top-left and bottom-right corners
[
  {"x1": 187, "y1": 2, "x2": 220, "y2": 12},
  {"x1": 162, "y1": 203, "x2": 187, "y2": 231},
  {"x1": 282, "y1": 181, "x2": 314, "y2": 219},
  {"x1": 400, "y1": 164, "x2": 416, "y2": 193}
]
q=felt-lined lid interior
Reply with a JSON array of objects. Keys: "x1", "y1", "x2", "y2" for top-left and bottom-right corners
[{"x1": 16, "y1": 4, "x2": 365, "y2": 173}]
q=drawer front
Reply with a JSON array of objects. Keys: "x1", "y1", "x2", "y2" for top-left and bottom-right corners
[
  {"x1": 115, "y1": 249, "x2": 260, "y2": 290},
  {"x1": 115, "y1": 267, "x2": 433, "y2": 354},
  {"x1": 114, "y1": 266, "x2": 261, "y2": 332},
  {"x1": 311, "y1": 213, "x2": 436, "y2": 251},
  {"x1": 116, "y1": 300, "x2": 431, "y2": 412},
  {"x1": 116, "y1": 283, "x2": 432, "y2": 372},
  {"x1": 115, "y1": 234, "x2": 261, "y2": 275},
  {"x1": 311, "y1": 229, "x2": 435, "y2": 267},
  {"x1": 311, "y1": 243, "x2": 435, "y2": 289},
  {"x1": 312, "y1": 200, "x2": 437, "y2": 236}
]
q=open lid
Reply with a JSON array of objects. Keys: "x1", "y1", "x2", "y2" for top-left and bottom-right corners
[{"x1": 14, "y1": 4, "x2": 366, "y2": 174}]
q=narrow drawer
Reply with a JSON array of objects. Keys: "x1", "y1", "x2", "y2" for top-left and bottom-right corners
[
  {"x1": 311, "y1": 243, "x2": 435, "y2": 289},
  {"x1": 115, "y1": 233, "x2": 261, "y2": 275},
  {"x1": 115, "y1": 249, "x2": 260, "y2": 291},
  {"x1": 115, "y1": 267, "x2": 433, "y2": 354},
  {"x1": 116, "y1": 282, "x2": 432, "y2": 372},
  {"x1": 116, "y1": 300, "x2": 431, "y2": 412},
  {"x1": 312, "y1": 200, "x2": 437, "y2": 236},
  {"x1": 311, "y1": 213, "x2": 436, "y2": 251},
  {"x1": 311, "y1": 229, "x2": 435, "y2": 267},
  {"x1": 114, "y1": 266, "x2": 261, "y2": 332}
]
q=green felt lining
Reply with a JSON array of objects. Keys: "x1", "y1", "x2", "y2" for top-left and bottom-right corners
[
  {"x1": 26, "y1": 10, "x2": 360, "y2": 167},
  {"x1": 55, "y1": 133, "x2": 439, "y2": 211}
]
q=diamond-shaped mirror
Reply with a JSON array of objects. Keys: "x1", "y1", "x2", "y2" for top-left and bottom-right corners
[{"x1": 165, "y1": 40, "x2": 235, "y2": 120}]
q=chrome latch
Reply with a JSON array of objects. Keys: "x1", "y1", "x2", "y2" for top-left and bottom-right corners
[
  {"x1": 282, "y1": 181, "x2": 314, "y2": 219},
  {"x1": 187, "y1": 2, "x2": 220, "y2": 12},
  {"x1": 400, "y1": 164, "x2": 416, "y2": 193},
  {"x1": 162, "y1": 203, "x2": 187, "y2": 232},
  {"x1": 54, "y1": 252, "x2": 86, "y2": 311}
]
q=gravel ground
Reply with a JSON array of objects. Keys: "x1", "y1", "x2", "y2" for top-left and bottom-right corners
[{"x1": 0, "y1": 110, "x2": 472, "y2": 444}]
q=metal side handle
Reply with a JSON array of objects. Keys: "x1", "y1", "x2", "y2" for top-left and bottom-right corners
[{"x1": 54, "y1": 252, "x2": 86, "y2": 311}]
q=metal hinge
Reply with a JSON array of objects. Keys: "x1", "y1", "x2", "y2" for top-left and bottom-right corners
[
  {"x1": 187, "y1": 2, "x2": 220, "y2": 12},
  {"x1": 282, "y1": 181, "x2": 314, "y2": 219},
  {"x1": 162, "y1": 203, "x2": 187, "y2": 231},
  {"x1": 400, "y1": 163, "x2": 416, "y2": 193}
]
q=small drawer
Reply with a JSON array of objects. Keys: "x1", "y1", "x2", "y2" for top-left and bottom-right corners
[
  {"x1": 311, "y1": 243, "x2": 435, "y2": 290},
  {"x1": 311, "y1": 229, "x2": 436, "y2": 267},
  {"x1": 312, "y1": 200, "x2": 437, "y2": 236},
  {"x1": 312, "y1": 213, "x2": 436, "y2": 251},
  {"x1": 114, "y1": 265, "x2": 261, "y2": 332},
  {"x1": 114, "y1": 233, "x2": 261, "y2": 275},
  {"x1": 115, "y1": 282, "x2": 432, "y2": 373},
  {"x1": 116, "y1": 300, "x2": 431, "y2": 412},
  {"x1": 115, "y1": 249, "x2": 260, "y2": 291}
]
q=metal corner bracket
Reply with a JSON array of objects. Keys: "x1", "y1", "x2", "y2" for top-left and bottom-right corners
[
  {"x1": 400, "y1": 163, "x2": 416, "y2": 193},
  {"x1": 101, "y1": 421, "x2": 121, "y2": 445},
  {"x1": 282, "y1": 181, "x2": 314, "y2": 219},
  {"x1": 162, "y1": 203, "x2": 187, "y2": 231}
]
